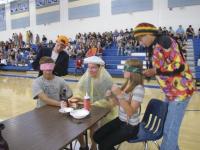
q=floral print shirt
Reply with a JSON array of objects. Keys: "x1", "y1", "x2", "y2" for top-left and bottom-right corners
[{"x1": 152, "y1": 38, "x2": 195, "y2": 101}]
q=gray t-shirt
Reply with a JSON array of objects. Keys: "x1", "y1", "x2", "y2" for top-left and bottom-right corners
[
  {"x1": 32, "y1": 76, "x2": 72, "y2": 108},
  {"x1": 119, "y1": 85, "x2": 145, "y2": 126}
]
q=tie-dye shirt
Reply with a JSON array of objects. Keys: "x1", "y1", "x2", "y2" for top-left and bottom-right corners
[{"x1": 152, "y1": 38, "x2": 195, "y2": 101}]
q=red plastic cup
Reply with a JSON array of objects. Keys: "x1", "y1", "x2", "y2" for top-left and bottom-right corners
[{"x1": 84, "y1": 99, "x2": 90, "y2": 110}]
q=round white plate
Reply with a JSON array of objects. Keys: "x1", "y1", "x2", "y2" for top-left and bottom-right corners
[
  {"x1": 59, "y1": 107, "x2": 74, "y2": 113},
  {"x1": 70, "y1": 109, "x2": 90, "y2": 119}
]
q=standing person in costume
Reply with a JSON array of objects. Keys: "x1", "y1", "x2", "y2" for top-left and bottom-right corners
[
  {"x1": 133, "y1": 23, "x2": 195, "y2": 150},
  {"x1": 32, "y1": 35, "x2": 69, "y2": 77}
]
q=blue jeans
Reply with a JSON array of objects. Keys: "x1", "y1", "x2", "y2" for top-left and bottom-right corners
[{"x1": 160, "y1": 97, "x2": 190, "y2": 150}]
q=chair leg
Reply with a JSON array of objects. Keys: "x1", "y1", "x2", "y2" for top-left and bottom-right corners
[
  {"x1": 143, "y1": 141, "x2": 148, "y2": 150},
  {"x1": 153, "y1": 141, "x2": 160, "y2": 150}
]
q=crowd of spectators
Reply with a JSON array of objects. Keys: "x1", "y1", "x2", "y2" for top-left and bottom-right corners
[
  {"x1": 0, "y1": 31, "x2": 53, "y2": 67},
  {"x1": 66, "y1": 32, "x2": 110, "y2": 58},
  {"x1": 0, "y1": 25, "x2": 200, "y2": 67},
  {"x1": 0, "y1": 40, "x2": 36, "y2": 66}
]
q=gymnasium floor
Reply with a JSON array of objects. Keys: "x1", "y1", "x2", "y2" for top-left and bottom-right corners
[{"x1": 0, "y1": 71, "x2": 200, "y2": 150}]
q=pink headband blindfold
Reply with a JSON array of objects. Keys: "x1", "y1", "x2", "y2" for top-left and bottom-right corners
[{"x1": 40, "y1": 63, "x2": 55, "y2": 71}]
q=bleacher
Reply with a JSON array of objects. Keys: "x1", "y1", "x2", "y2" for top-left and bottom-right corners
[
  {"x1": 0, "y1": 65, "x2": 32, "y2": 71},
  {"x1": 0, "y1": 43, "x2": 147, "y2": 77},
  {"x1": 102, "y1": 45, "x2": 146, "y2": 77},
  {"x1": 192, "y1": 38, "x2": 200, "y2": 85},
  {"x1": 1, "y1": 39, "x2": 199, "y2": 79},
  {"x1": 67, "y1": 44, "x2": 146, "y2": 77}
]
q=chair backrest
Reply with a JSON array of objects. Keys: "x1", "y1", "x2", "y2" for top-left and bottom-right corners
[{"x1": 141, "y1": 99, "x2": 168, "y2": 138}]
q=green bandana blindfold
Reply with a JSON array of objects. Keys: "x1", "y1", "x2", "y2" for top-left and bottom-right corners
[{"x1": 124, "y1": 65, "x2": 142, "y2": 73}]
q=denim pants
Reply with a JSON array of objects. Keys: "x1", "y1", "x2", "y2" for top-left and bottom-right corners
[{"x1": 160, "y1": 97, "x2": 190, "y2": 150}]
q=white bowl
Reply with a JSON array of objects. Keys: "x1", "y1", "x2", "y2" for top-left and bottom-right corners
[
  {"x1": 70, "y1": 109, "x2": 90, "y2": 119},
  {"x1": 59, "y1": 107, "x2": 74, "y2": 113}
]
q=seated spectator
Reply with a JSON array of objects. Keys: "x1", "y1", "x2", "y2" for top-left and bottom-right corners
[
  {"x1": 96, "y1": 44, "x2": 103, "y2": 56},
  {"x1": 117, "y1": 39, "x2": 125, "y2": 56},
  {"x1": 35, "y1": 34, "x2": 40, "y2": 45},
  {"x1": 15, "y1": 50, "x2": 22, "y2": 66},
  {"x1": 176, "y1": 25, "x2": 185, "y2": 41},
  {"x1": 198, "y1": 28, "x2": 200, "y2": 39},
  {"x1": 162, "y1": 27, "x2": 168, "y2": 35},
  {"x1": 113, "y1": 29, "x2": 119, "y2": 42},
  {"x1": 86, "y1": 45, "x2": 97, "y2": 57},
  {"x1": 0, "y1": 51, "x2": 7, "y2": 66},
  {"x1": 75, "y1": 56, "x2": 84, "y2": 75},
  {"x1": 186, "y1": 25, "x2": 195, "y2": 39},
  {"x1": 66, "y1": 43, "x2": 76, "y2": 58},
  {"x1": 158, "y1": 26, "x2": 163, "y2": 35},
  {"x1": 32, "y1": 56, "x2": 72, "y2": 108},
  {"x1": 42, "y1": 35, "x2": 47, "y2": 44},
  {"x1": 28, "y1": 50, "x2": 36, "y2": 64},
  {"x1": 169, "y1": 26, "x2": 175, "y2": 37},
  {"x1": 9, "y1": 49, "x2": 15, "y2": 65},
  {"x1": 76, "y1": 43, "x2": 85, "y2": 58},
  {"x1": 124, "y1": 39, "x2": 134, "y2": 56},
  {"x1": 181, "y1": 43, "x2": 187, "y2": 59},
  {"x1": 48, "y1": 40, "x2": 54, "y2": 48}
]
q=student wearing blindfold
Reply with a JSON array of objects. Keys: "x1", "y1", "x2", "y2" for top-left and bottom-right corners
[
  {"x1": 32, "y1": 56, "x2": 72, "y2": 108},
  {"x1": 93, "y1": 59, "x2": 145, "y2": 150}
]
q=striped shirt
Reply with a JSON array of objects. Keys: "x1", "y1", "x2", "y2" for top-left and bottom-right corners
[{"x1": 119, "y1": 85, "x2": 144, "y2": 126}]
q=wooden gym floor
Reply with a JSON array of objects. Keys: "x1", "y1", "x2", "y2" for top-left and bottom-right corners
[{"x1": 0, "y1": 71, "x2": 200, "y2": 150}]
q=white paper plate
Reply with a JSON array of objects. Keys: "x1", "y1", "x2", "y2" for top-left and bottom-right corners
[
  {"x1": 70, "y1": 109, "x2": 90, "y2": 119},
  {"x1": 59, "y1": 107, "x2": 74, "y2": 113}
]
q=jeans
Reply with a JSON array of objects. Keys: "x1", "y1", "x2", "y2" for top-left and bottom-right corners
[
  {"x1": 160, "y1": 97, "x2": 190, "y2": 150},
  {"x1": 93, "y1": 117, "x2": 139, "y2": 150}
]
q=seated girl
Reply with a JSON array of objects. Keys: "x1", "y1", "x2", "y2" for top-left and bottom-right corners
[{"x1": 93, "y1": 59, "x2": 145, "y2": 150}]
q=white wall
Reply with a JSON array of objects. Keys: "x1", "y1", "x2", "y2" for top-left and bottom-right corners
[{"x1": 0, "y1": 0, "x2": 200, "y2": 42}]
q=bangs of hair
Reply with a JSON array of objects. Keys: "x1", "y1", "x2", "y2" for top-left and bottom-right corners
[
  {"x1": 39, "y1": 56, "x2": 54, "y2": 64},
  {"x1": 121, "y1": 59, "x2": 143, "y2": 93}
]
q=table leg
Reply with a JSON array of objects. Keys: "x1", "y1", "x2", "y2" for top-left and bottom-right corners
[
  {"x1": 84, "y1": 130, "x2": 88, "y2": 147},
  {"x1": 70, "y1": 143, "x2": 73, "y2": 150}
]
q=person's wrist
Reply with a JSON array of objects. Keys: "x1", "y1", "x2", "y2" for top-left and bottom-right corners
[
  {"x1": 116, "y1": 92, "x2": 125, "y2": 100},
  {"x1": 110, "y1": 91, "x2": 116, "y2": 97},
  {"x1": 60, "y1": 101, "x2": 63, "y2": 108},
  {"x1": 154, "y1": 68, "x2": 157, "y2": 74}
]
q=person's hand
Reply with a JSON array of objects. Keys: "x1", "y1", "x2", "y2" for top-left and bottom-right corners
[
  {"x1": 111, "y1": 84, "x2": 122, "y2": 96},
  {"x1": 105, "y1": 89, "x2": 112, "y2": 97},
  {"x1": 60, "y1": 101, "x2": 67, "y2": 108},
  {"x1": 112, "y1": 97, "x2": 119, "y2": 106},
  {"x1": 143, "y1": 68, "x2": 156, "y2": 77}
]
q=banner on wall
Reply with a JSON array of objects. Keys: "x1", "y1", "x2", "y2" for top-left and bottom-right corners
[
  {"x1": 111, "y1": 0, "x2": 153, "y2": 15},
  {"x1": 68, "y1": 0, "x2": 100, "y2": 20},
  {"x1": 10, "y1": 0, "x2": 29, "y2": 14},
  {"x1": 168, "y1": 0, "x2": 200, "y2": 8},
  {"x1": 35, "y1": 0, "x2": 60, "y2": 25},
  {"x1": 36, "y1": 0, "x2": 59, "y2": 9},
  {"x1": 10, "y1": 0, "x2": 30, "y2": 29},
  {"x1": 0, "y1": 4, "x2": 6, "y2": 31}
]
